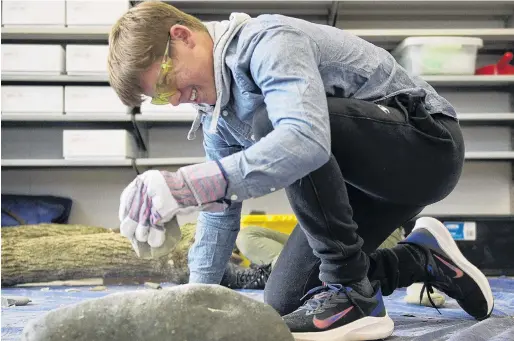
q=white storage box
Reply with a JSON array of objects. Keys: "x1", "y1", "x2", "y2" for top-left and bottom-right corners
[
  {"x1": 2, "y1": 1, "x2": 65, "y2": 26},
  {"x1": 65, "y1": 86, "x2": 128, "y2": 114},
  {"x1": 63, "y1": 130, "x2": 137, "y2": 159},
  {"x1": 66, "y1": 45, "x2": 109, "y2": 75},
  {"x1": 392, "y1": 37, "x2": 483, "y2": 75},
  {"x1": 140, "y1": 100, "x2": 197, "y2": 115},
  {"x1": 2, "y1": 45, "x2": 65, "y2": 74},
  {"x1": 66, "y1": 1, "x2": 130, "y2": 26},
  {"x1": 1, "y1": 86, "x2": 64, "y2": 114}
]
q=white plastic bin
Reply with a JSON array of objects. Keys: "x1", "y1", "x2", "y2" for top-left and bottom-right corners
[
  {"x1": 2, "y1": 45, "x2": 65, "y2": 74},
  {"x1": 392, "y1": 37, "x2": 483, "y2": 75},
  {"x1": 66, "y1": 45, "x2": 109, "y2": 75},
  {"x1": 2, "y1": 0, "x2": 65, "y2": 26},
  {"x1": 63, "y1": 130, "x2": 137, "y2": 159},
  {"x1": 140, "y1": 100, "x2": 197, "y2": 115},
  {"x1": 66, "y1": 1, "x2": 129, "y2": 26},
  {"x1": 65, "y1": 86, "x2": 128, "y2": 114},
  {"x1": 1, "y1": 86, "x2": 64, "y2": 114}
]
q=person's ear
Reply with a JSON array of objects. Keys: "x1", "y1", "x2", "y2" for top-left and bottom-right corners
[{"x1": 169, "y1": 25, "x2": 195, "y2": 48}]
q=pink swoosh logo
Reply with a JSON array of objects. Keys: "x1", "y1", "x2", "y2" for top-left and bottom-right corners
[
  {"x1": 312, "y1": 306, "x2": 354, "y2": 330},
  {"x1": 434, "y1": 254, "x2": 464, "y2": 278}
]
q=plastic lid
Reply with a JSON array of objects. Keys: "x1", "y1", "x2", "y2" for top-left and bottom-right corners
[{"x1": 393, "y1": 36, "x2": 484, "y2": 54}]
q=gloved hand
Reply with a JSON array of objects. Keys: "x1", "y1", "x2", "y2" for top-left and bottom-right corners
[
  {"x1": 129, "y1": 217, "x2": 183, "y2": 260},
  {"x1": 119, "y1": 160, "x2": 227, "y2": 250}
]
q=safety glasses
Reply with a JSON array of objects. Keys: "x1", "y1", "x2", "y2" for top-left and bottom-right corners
[{"x1": 150, "y1": 35, "x2": 177, "y2": 105}]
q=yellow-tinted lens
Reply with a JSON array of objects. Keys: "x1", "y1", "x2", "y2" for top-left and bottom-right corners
[
  {"x1": 151, "y1": 59, "x2": 176, "y2": 105},
  {"x1": 151, "y1": 93, "x2": 174, "y2": 105}
]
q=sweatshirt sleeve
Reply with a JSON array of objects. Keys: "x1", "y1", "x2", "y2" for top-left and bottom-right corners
[{"x1": 218, "y1": 26, "x2": 331, "y2": 201}]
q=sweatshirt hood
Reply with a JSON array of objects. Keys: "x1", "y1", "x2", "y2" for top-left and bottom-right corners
[{"x1": 187, "y1": 12, "x2": 251, "y2": 140}]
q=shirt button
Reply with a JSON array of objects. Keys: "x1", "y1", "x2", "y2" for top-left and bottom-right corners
[
  {"x1": 270, "y1": 187, "x2": 276, "y2": 192},
  {"x1": 222, "y1": 110, "x2": 228, "y2": 117},
  {"x1": 230, "y1": 194, "x2": 238, "y2": 201},
  {"x1": 250, "y1": 134, "x2": 255, "y2": 141}
]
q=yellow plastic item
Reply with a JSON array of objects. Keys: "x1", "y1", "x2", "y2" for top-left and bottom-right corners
[
  {"x1": 236, "y1": 214, "x2": 298, "y2": 267},
  {"x1": 237, "y1": 215, "x2": 298, "y2": 268},
  {"x1": 240, "y1": 214, "x2": 298, "y2": 235}
]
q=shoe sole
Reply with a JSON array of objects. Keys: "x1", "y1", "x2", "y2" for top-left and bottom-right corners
[
  {"x1": 292, "y1": 314, "x2": 394, "y2": 341},
  {"x1": 414, "y1": 217, "x2": 494, "y2": 319}
]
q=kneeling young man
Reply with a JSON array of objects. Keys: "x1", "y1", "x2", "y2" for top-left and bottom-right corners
[{"x1": 109, "y1": 2, "x2": 493, "y2": 340}]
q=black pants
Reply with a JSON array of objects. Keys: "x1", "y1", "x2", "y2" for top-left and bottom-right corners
[{"x1": 262, "y1": 96, "x2": 465, "y2": 316}]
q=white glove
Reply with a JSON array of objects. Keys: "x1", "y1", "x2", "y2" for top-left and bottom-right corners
[{"x1": 118, "y1": 162, "x2": 227, "y2": 250}]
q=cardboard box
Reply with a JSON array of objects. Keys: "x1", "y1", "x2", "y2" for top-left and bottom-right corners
[
  {"x1": 2, "y1": 45, "x2": 65, "y2": 74},
  {"x1": 65, "y1": 86, "x2": 128, "y2": 114},
  {"x1": 1, "y1": 86, "x2": 64, "y2": 114},
  {"x1": 66, "y1": 1, "x2": 130, "y2": 26},
  {"x1": 2, "y1": 1, "x2": 65, "y2": 26},
  {"x1": 63, "y1": 130, "x2": 137, "y2": 159},
  {"x1": 66, "y1": 45, "x2": 109, "y2": 75}
]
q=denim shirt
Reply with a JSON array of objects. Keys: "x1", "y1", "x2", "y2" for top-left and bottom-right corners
[{"x1": 188, "y1": 14, "x2": 457, "y2": 284}]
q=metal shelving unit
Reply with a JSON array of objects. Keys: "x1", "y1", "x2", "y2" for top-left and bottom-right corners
[{"x1": 2, "y1": 0, "x2": 513, "y2": 224}]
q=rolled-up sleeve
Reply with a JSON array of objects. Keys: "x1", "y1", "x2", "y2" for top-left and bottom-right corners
[{"x1": 219, "y1": 26, "x2": 331, "y2": 201}]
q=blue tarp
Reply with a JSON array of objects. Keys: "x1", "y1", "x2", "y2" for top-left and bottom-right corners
[{"x1": 2, "y1": 278, "x2": 513, "y2": 340}]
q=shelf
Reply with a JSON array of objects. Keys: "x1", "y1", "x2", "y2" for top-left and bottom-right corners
[
  {"x1": 421, "y1": 75, "x2": 514, "y2": 87},
  {"x1": 1, "y1": 114, "x2": 131, "y2": 122},
  {"x1": 2, "y1": 153, "x2": 511, "y2": 169},
  {"x1": 3, "y1": 26, "x2": 513, "y2": 51},
  {"x1": 415, "y1": 213, "x2": 514, "y2": 221},
  {"x1": 1, "y1": 157, "x2": 205, "y2": 168},
  {"x1": 167, "y1": 1, "x2": 333, "y2": 20},
  {"x1": 136, "y1": 157, "x2": 205, "y2": 166},
  {"x1": 3, "y1": 113, "x2": 514, "y2": 125},
  {"x1": 1, "y1": 158, "x2": 133, "y2": 168},
  {"x1": 3, "y1": 73, "x2": 513, "y2": 87},
  {"x1": 136, "y1": 114, "x2": 196, "y2": 123},
  {"x1": 349, "y1": 28, "x2": 514, "y2": 51},
  {"x1": 458, "y1": 113, "x2": 514, "y2": 124},
  {"x1": 465, "y1": 151, "x2": 514, "y2": 160},
  {"x1": 1, "y1": 74, "x2": 109, "y2": 83},
  {"x1": 0, "y1": 113, "x2": 196, "y2": 125},
  {"x1": 167, "y1": 0, "x2": 514, "y2": 21},
  {"x1": 337, "y1": 1, "x2": 514, "y2": 17},
  {"x1": 1, "y1": 26, "x2": 112, "y2": 41}
]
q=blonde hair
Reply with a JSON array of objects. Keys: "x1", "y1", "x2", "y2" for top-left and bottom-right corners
[{"x1": 107, "y1": 1, "x2": 207, "y2": 106}]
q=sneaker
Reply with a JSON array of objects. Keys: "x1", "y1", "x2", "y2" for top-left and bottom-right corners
[
  {"x1": 283, "y1": 282, "x2": 394, "y2": 341},
  {"x1": 401, "y1": 216, "x2": 494, "y2": 320},
  {"x1": 220, "y1": 263, "x2": 272, "y2": 290}
]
